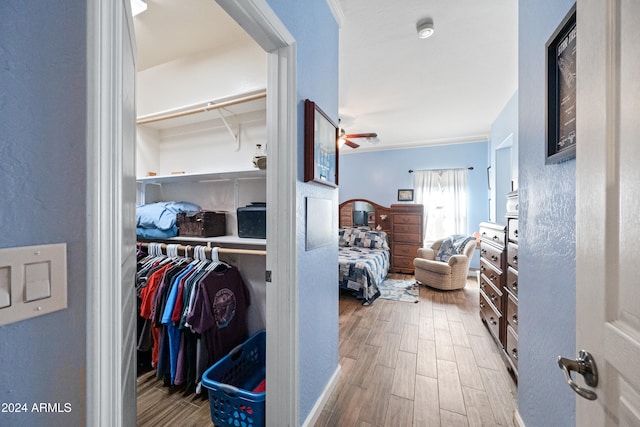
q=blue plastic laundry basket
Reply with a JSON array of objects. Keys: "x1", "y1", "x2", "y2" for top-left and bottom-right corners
[{"x1": 202, "y1": 330, "x2": 266, "y2": 427}]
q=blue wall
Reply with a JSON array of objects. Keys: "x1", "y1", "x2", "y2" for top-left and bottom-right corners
[
  {"x1": 0, "y1": 2, "x2": 87, "y2": 426},
  {"x1": 489, "y1": 91, "x2": 519, "y2": 223},
  {"x1": 266, "y1": 1, "x2": 340, "y2": 423},
  {"x1": 339, "y1": 142, "x2": 489, "y2": 268},
  {"x1": 519, "y1": 1, "x2": 576, "y2": 426}
]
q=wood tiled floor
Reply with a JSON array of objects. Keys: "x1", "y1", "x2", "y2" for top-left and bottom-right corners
[
  {"x1": 137, "y1": 370, "x2": 214, "y2": 426},
  {"x1": 314, "y1": 273, "x2": 518, "y2": 427},
  {"x1": 137, "y1": 273, "x2": 517, "y2": 426}
]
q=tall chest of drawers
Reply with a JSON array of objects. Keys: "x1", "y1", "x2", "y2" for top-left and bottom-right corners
[
  {"x1": 479, "y1": 222, "x2": 507, "y2": 349},
  {"x1": 390, "y1": 204, "x2": 424, "y2": 273},
  {"x1": 504, "y1": 192, "x2": 519, "y2": 379}
]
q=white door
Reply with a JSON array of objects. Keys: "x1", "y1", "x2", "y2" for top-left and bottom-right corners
[
  {"x1": 574, "y1": 0, "x2": 640, "y2": 425},
  {"x1": 86, "y1": 0, "x2": 137, "y2": 424}
]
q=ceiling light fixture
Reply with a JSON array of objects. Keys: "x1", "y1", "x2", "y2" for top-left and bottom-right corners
[
  {"x1": 131, "y1": 0, "x2": 147, "y2": 17},
  {"x1": 417, "y1": 18, "x2": 434, "y2": 39}
]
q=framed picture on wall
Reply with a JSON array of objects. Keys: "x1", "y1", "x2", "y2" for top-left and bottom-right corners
[
  {"x1": 545, "y1": 4, "x2": 577, "y2": 164},
  {"x1": 397, "y1": 189, "x2": 414, "y2": 202},
  {"x1": 304, "y1": 99, "x2": 339, "y2": 187}
]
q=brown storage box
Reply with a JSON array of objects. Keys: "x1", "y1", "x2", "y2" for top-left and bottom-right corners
[{"x1": 177, "y1": 211, "x2": 226, "y2": 237}]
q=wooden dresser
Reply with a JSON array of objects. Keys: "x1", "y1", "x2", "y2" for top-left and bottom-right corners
[
  {"x1": 505, "y1": 192, "x2": 519, "y2": 379},
  {"x1": 390, "y1": 204, "x2": 424, "y2": 273},
  {"x1": 478, "y1": 222, "x2": 507, "y2": 353}
]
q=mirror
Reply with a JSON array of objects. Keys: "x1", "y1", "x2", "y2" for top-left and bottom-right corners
[{"x1": 352, "y1": 201, "x2": 374, "y2": 227}]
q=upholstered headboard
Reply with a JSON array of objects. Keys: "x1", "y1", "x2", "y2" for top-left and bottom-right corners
[{"x1": 339, "y1": 199, "x2": 391, "y2": 234}]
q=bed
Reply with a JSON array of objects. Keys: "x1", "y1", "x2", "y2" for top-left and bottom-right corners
[
  {"x1": 338, "y1": 199, "x2": 393, "y2": 305},
  {"x1": 339, "y1": 227, "x2": 390, "y2": 304}
]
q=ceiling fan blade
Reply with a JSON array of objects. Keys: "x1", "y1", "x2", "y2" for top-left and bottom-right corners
[
  {"x1": 345, "y1": 133, "x2": 377, "y2": 139},
  {"x1": 344, "y1": 139, "x2": 360, "y2": 149}
]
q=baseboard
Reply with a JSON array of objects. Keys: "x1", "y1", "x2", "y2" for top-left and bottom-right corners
[
  {"x1": 513, "y1": 409, "x2": 525, "y2": 427},
  {"x1": 301, "y1": 364, "x2": 342, "y2": 427}
]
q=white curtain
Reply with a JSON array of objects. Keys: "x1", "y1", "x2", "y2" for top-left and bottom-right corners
[{"x1": 413, "y1": 169, "x2": 468, "y2": 245}]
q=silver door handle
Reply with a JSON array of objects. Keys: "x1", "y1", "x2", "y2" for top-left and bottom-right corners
[{"x1": 557, "y1": 350, "x2": 598, "y2": 401}]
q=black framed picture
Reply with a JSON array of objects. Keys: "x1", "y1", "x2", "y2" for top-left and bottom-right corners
[
  {"x1": 304, "y1": 99, "x2": 339, "y2": 187},
  {"x1": 397, "y1": 189, "x2": 414, "y2": 201},
  {"x1": 546, "y1": 4, "x2": 577, "y2": 164}
]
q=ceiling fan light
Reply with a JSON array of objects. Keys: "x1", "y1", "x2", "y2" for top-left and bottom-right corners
[{"x1": 417, "y1": 18, "x2": 434, "y2": 39}]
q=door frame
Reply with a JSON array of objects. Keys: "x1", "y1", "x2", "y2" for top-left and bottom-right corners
[{"x1": 86, "y1": 0, "x2": 299, "y2": 425}]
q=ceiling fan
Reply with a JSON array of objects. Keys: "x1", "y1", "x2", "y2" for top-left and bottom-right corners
[{"x1": 338, "y1": 127, "x2": 378, "y2": 149}]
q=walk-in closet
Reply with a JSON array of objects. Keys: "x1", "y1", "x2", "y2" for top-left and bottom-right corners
[{"x1": 133, "y1": 2, "x2": 270, "y2": 424}]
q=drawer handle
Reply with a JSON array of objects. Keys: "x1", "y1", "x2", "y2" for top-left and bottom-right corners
[
  {"x1": 491, "y1": 255, "x2": 498, "y2": 261},
  {"x1": 512, "y1": 255, "x2": 518, "y2": 263},
  {"x1": 511, "y1": 282, "x2": 518, "y2": 291},
  {"x1": 481, "y1": 249, "x2": 487, "y2": 255},
  {"x1": 480, "y1": 282, "x2": 486, "y2": 289},
  {"x1": 490, "y1": 317, "x2": 497, "y2": 326},
  {"x1": 514, "y1": 229, "x2": 518, "y2": 237},
  {"x1": 490, "y1": 294, "x2": 498, "y2": 303},
  {"x1": 479, "y1": 302, "x2": 485, "y2": 309},
  {"x1": 481, "y1": 265, "x2": 486, "y2": 272},
  {"x1": 512, "y1": 314, "x2": 518, "y2": 324},
  {"x1": 512, "y1": 348, "x2": 518, "y2": 360},
  {"x1": 482, "y1": 231, "x2": 488, "y2": 237},
  {"x1": 492, "y1": 235, "x2": 500, "y2": 241},
  {"x1": 490, "y1": 274, "x2": 497, "y2": 281}
]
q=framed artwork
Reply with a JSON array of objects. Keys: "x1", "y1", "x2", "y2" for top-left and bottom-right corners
[
  {"x1": 397, "y1": 189, "x2": 414, "y2": 202},
  {"x1": 546, "y1": 4, "x2": 577, "y2": 164},
  {"x1": 304, "y1": 99, "x2": 338, "y2": 187}
]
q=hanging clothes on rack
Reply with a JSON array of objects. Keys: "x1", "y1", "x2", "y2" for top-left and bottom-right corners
[{"x1": 135, "y1": 242, "x2": 251, "y2": 395}]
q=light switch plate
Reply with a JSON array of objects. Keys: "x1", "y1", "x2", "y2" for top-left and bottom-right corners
[{"x1": 0, "y1": 243, "x2": 67, "y2": 326}]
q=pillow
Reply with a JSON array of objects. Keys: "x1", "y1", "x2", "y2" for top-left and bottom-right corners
[
  {"x1": 136, "y1": 201, "x2": 201, "y2": 230},
  {"x1": 339, "y1": 228, "x2": 388, "y2": 249},
  {"x1": 435, "y1": 234, "x2": 474, "y2": 262}
]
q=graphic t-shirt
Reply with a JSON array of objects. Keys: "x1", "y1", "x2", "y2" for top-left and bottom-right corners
[{"x1": 186, "y1": 266, "x2": 251, "y2": 366}]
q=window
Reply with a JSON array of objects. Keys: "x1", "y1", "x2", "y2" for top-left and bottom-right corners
[{"x1": 413, "y1": 169, "x2": 468, "y2": 244}]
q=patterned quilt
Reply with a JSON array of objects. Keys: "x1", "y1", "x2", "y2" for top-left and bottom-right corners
[{"x1": 338, "y1": 228, "x2": 390, "y2": 305}]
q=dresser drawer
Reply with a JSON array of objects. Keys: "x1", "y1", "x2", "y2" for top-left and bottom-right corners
[
  {"x1": 392, "y1": 256, "x2": 415, "y2": 272},
  {"x1": 394, "y1": 223, "x2": 421, "y2": 235},
  {"x1": 480, "y1": 242, "x2": 504, "y2": 271},
  {"x1": 480, "y1": 290, "x2": 502, "y2": 345},
  {"x1": 394, "y1": 233, "x2": 422, "y2": 244},
  {"x1": 507, "y1": 242, "x2": 518, "y2": 269},
  {"x1": 506, "y1": 292, "x2": 518, "y2": 333},
  {"x1": 508, "y1": 219, "x2": 519, "y2": 242},
  {"x1": 479, "y1": 275, "x2": 503, "y2": 314},
  {"x1": 480, "y1": 258, "x2": 504, "y2": 290},
  {"x1": 479, "y1": 223, "x2": 506, "y2": 248},
  {"x1": 393, "y1": 214, "x2": 421, "y2": 225},
  {"x1": 506, "y1": 266, "x2": 518, "y2": 297},
  {"x1": 506, "y1": 324, "x2": 518, "y2": 371},
  {"x1": 393, "y1": 243, "x2": 419, "y2": 257}
]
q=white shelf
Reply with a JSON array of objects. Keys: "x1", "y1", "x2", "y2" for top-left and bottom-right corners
[
  {"x1": 137, "y1": 168, "x2": 266, "y2": 185},
  {"x1": 138, "y1": 235, "x2": 266, "y2": 250}
]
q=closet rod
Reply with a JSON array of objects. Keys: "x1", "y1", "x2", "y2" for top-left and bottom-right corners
[
  {"x1": 136, "y1": 91, "x2": 267, "y2": 125},
  {"x1": 408, "y1": 166, "x2": 474, "y2": 173},
  {"x1": 138, "y1": 242, "x2": 266, "y2": 257}
]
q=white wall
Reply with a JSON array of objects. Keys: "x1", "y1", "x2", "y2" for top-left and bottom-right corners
[
  {"x1": 136, "y1": 40, "x2": 267, "y2": 177},
  {"x1": 137, "y1": 40, "x2": 266, "y2": 115}
]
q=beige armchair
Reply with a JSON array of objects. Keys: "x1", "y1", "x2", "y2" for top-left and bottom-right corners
[{"x1": 413, "y1": 237, "x2": 477, "y2": 290}]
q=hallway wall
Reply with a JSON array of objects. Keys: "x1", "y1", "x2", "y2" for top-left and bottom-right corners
[
  {"x1": 0, "y1": 2, "x2": 87, "y2": 425},
  {"x1": 518, "y1": 1, "x2": 577, "y2": 425}
]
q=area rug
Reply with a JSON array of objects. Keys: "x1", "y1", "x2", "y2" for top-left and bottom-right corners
[{"x1": 378, "y1": 278, "x2": 419, "y2": 303}]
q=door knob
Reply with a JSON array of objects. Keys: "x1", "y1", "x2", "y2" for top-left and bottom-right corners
[{"x1": 557, "y1": 350, "x2": 598, "y2": 401}]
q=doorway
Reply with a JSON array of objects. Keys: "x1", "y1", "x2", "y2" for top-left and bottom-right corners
[{"x1": 87, "y1": 1, "x2": 298, "y2": 425}]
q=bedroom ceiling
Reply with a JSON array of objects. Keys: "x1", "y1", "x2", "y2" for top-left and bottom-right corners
[{"x1": 133, "y1": 0, "x2": 518, "y2": 152}]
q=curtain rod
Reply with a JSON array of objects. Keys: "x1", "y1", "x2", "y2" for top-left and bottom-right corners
[
  {"x1": 408, "y1": 166, "x2": 474, "y2": 173},
  {"x1": 138, "y1": 241, "x2": 266, "y2": 257},
  {"x1": 136, "y1": 91, "x2": 267, "y2": 125}
]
